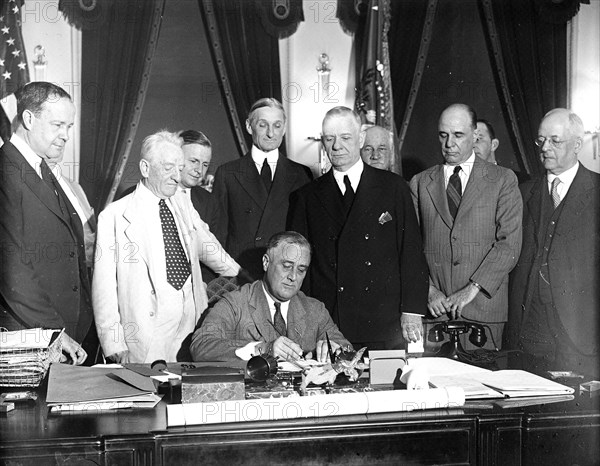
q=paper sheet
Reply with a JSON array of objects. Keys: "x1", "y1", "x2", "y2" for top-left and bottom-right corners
[{"x1": 167, "y1": 387, "x2": 465, "y2": 426}]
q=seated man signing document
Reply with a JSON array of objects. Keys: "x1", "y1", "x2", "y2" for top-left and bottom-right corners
[{"x1": 190, "y1": 232, "x2": 352, "y2": 362}]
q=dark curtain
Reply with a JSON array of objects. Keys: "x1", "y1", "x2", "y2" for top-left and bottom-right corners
[
  {"x1": 388, "y1": 0, "x2": 438, "y2": 172},
  {"x1": 200, "y1": 0, "x2": 282, "y2": 157},
  {"x1": 76, "y1": 0, "x2": 165, "y2": 211},
  {"x1": 479, "y1": 0, "x2": 568, "y2": 178}
]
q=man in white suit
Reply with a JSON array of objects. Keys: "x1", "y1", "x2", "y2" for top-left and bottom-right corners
[{"x1": 93, "y1": 131, "x2": 240, "y2": 363}]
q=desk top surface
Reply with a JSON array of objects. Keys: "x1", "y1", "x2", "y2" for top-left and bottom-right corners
[{"x1": 1, "y1": 377, "x2": 598, "y2": 445}]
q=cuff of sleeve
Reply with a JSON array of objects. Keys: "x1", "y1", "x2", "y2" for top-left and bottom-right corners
[
  {"x1": 234, "y1": 341, "x2": 261, "y2": 361},
  {"x1": 402, "y1": 313, "x2": 423, "y2": 317}
]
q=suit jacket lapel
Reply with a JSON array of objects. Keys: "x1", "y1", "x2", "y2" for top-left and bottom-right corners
[
  {"x1": 455, "y1": 157, "x2": 484, "y2": 219},
  {"x1": 122, "y1": 189, "x2": 152, "y2": 273},
  {"x1": 260, "y1": 156, "x2": 292, "y2": 226},
  {"x1": 555, "y1": 165, "x2": 594, "y2": 236},
  {"x1": 526, "y1": 178, "x2": 544, "y2": 240},
  {"x1": 4, "y1": 142, "x2": 68, "y2": 226},
  {"x1": 234, "y1": 154, "x2": 269, "y2": 208},
  {"x1": 286, "y1": 294, "x2": 307, "y2": 343},
  {"x1": 426, "y1": 165, "x2": 453, "y2": 229},
  {"x1": 344, "y1": 165, "x2": 382, "y2": 229},
  {"x1": 316, "y1": 171, "x2": 346, "y2": 229},
  {"x1": 249, "y1": 282, "x2": 279, "y2": 341}
]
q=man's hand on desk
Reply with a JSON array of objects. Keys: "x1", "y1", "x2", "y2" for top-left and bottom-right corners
[
  {"x1": 428, "y1": 284, "x2": 450, "y2": 318},
  {"x1": 401, "y1": 313, "x2": 423, "y2": 343},
  {"x1": 446, "y1": 283, "x2": 480, "y2": 319},
  {"x1": 106, "y1": 350, "x2": 129, "y2": 364},
  {"x1": 61, "y1": 333, "x2": 87, "y2": 365}
]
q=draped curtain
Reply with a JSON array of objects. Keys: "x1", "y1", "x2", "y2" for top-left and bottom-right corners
[
  {"x1": 73, "y1": 0, "x2": 165, "y2": 211},
  {"x1": 479, "y1": 0, "x2": 569, "y2": 177},
  {"x1": 388, "y1": 0, "x2": 438, "y2": 169},
  {"x1": 200, "y1": 0, "x2": 283, "y2": 157}
]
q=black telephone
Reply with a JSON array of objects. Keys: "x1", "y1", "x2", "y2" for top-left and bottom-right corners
[{"x1": 428, "y1": 321, "x2": 488, "y2": 361}]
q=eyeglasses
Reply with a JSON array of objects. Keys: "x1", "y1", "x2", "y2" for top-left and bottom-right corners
[{"x1": 534, "y1": 136, "x2": 573, "y2": 148}]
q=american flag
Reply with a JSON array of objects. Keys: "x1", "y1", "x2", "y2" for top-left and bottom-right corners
[{"x1": 0, "y1": 0, "x2": 29, "y2": 99}]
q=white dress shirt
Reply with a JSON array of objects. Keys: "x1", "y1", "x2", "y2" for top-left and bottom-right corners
[
  {"x1": 251, "y1": 146, "x2": 279, "y2": 179},
  {"x1": 443, "y1": 152, "x2": 475, "y2": 190},
  {"x1": 333, "y1": 158, "x2": 364, "y2": 194},
  {"x1": 11, "y1": 133, "x2": 87, "y2": 228},
  {"x1": 547, "y1": 162, "x2": 579, "y2": 204}
]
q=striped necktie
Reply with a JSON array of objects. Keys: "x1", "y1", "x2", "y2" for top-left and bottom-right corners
[
  {"x1": 447, "y1": 165, "x2": 462, "y2": 219},
  {"x1": 551, "y1": 177, "x2": 561, "y2": 209}
]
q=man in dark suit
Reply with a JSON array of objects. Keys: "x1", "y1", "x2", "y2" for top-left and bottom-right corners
[
  {"x1": 191, "y1": 231, "x2": 351, "y2": 362},
  {"x1": 410, "y1": 104, "x2": 522, "y2": 351},
  {"x1": 287, "y1": 107, "x2": 429, "y2": 350},
  {"x1": 179, "y1": 129, "x2": 224, "y2": 283},
  {"x1": 213, "y1": 98, "x2": 312, "y2": 279},
  {"x1": 0, "y1": 82, "x2": 91, "y2": 364},
  {"x1": 507, "y1": 108, "x2": 599, "y2": 377}
]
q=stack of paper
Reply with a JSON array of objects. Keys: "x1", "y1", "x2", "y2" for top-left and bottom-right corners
[
  {"x1": 46, "y1": 363, "x2": 162, "y2": 412},
  {"x1": 0, "y1": 328, "x2": 63, "y2": 387},
  {"x1": 473, "y1": 370, "x2": 574, "y2": 398},
  {"x1": 410, "y1": 358, "x2": 574, "y2": 399}
]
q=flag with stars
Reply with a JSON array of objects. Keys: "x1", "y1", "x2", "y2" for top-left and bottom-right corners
[{"x1": 0, "y1": 0, "x2": 29, "y2": 99}]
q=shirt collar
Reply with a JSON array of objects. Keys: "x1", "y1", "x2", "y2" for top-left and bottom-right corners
[
  {"x1": 11, "y1": 133, "x2": 43, "y2": 178},
  {"x1": 333, "y1": 158, "x2": 364, "y2": 192},
  {"x1": 547, "y1": 161, "x2": 579, "y2": 189},
  {"x1": 137, "y1": 180, "x2": 172, "y2": 208},
  {"x1": 261, "y1": 281, "x2": 290, "y2": 319},
  {"x1": 251, "y1": 146, "x2": 279, "y2": 165}
]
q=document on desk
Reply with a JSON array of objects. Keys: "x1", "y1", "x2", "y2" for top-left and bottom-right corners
[
  {"x1": 473, "y1": 370, "x2": 574, "y2": 398},
  {"x1": 409, "y1": 359, "x2": 574, "y2": 399},
  {"x1": 46, "y1": 363, "x2": 160, "y2": 410}
]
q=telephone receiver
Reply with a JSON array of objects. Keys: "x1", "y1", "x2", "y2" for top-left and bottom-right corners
[{"x1": 428, "y1": 321, "x2": 488, "y2": 360}]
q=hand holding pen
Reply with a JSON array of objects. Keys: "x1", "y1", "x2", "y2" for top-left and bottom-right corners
[{"x1": 267, "y1": 321, "x2": 303, "y2": 361}]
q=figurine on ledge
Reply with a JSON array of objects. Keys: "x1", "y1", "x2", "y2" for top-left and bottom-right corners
[{"x1": 190, "y1": 231, "x2": 353, "y2": 362}]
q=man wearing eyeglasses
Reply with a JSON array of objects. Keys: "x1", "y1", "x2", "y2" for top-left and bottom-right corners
[
  {"x1": 190, "y1": 231, "x2": 351, "y2": 362},
  {"x1": 507, "y1": 108, "x2": 599, "y2": 377}
]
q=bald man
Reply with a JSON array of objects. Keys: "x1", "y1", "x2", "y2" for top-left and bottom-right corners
[
  {"x1": 410, "y1": 103, "x2": 522, "y2": 350},
  {"x1": 507, "y1": 108, "x2": 599, "y2": 377}
]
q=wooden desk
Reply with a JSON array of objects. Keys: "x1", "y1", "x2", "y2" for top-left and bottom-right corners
[{"x1": 1, "y1": 385, "x2": 598, "y2": 465}]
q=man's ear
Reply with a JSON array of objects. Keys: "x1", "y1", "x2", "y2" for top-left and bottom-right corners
[
  {"x1": 573, "y1": 137, "x2": 583, "y2": 155},
  {"x1": 359, "y1": 130, "x2": 366, "y2": 148},
  {"x1": 262, "y1": 253, "x2": 269, "y2": 272},
  {"x1": 491, "y1": 138, "x2": 500, "y2": 152},
  {"x1": 139, "y1": 159, "x2": 150, "y2": 178},
  {"x1": 21, "y1": 110, "x2": 34, "y2": 131},
  {"x1": 246, "y1": 118, "x2": 253, "y2": 135}
]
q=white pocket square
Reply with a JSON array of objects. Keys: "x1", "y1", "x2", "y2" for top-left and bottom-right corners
[{"x1": 378, "y1": 211, "x2": 392, "y2": 225}]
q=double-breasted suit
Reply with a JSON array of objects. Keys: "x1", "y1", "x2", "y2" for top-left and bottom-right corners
[
  {"x1": 287, "y1": 164, "x2": 429, "y2": 345},
  {"x1": 0, "y1": 140, "x2": 93, "y2": 342},
  {"x1": 213, "y1": 153, "x2": 312, "y2": 278},
  {"x1": 507, "y1": 164, "x2": 599, "y2": 362},
  {"x1": 190, "y1": 280, "x2": 351, "y2": 361},
  {"x1": 409, "y1": 156, "x2": 523, "y2": 327},
  {"x1": 92, "y1": 185, "x2": 239, "y2": 362}
]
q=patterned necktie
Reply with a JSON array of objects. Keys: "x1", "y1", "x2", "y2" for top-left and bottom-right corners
[
  {"x1": 260, "y1": 158, "x2": 272, "y2": 192},
  {"x1": 343, "y1": 175, "x2": 355, "y2": 214},
  {"x1": 447, "y1": 165, "x2": 462, "y2": 219},
  {"x1": 159, "y1": 199, "x2": 191, "y2": 290},
  {"x1": 551, "y1": 177, "x2": 562, "y2": 209},
  {"x1": 273, "y1": 301, "x2": 287, "y2": 337}
]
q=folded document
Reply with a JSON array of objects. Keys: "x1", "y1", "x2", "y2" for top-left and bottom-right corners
[{"x1": 46, "y1": 363, "x2": 161, "y2": 411}]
